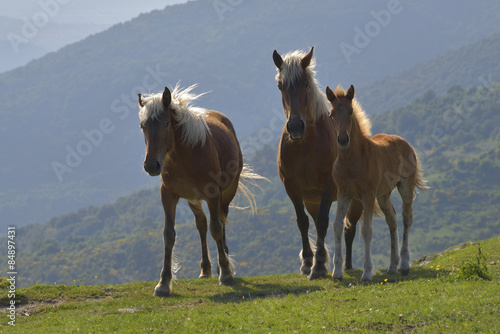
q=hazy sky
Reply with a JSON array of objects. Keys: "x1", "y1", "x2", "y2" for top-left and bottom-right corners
[{"x1": 0, "y1": 0, "x2": 189, "y2": 24}]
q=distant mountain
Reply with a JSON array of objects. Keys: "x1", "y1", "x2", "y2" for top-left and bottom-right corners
[
  {"x1": 1, "y1": 0, "x2": 500, "y2": 231},
  {"x1": 3, "y1": 81, "x2": 499, "y2": 287},
  {"x1": 357, "y1": 33, "x2": 500, "y2": 114},
  {"x1": 0, "y1": 15, "x2": 108, "y2": 73}
]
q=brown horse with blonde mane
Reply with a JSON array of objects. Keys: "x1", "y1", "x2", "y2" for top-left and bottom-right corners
[
  {"x1": 325, "y1": 84, "x2": 427, "y2": 281},
  {"x1": 273, "y1": 47, "x2": 364, "y2": 279},
  {"x1": 139, "y1": 84, "x2": 265, "y2": 296}
]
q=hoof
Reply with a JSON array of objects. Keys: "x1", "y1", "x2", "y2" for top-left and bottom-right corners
[
  {"x1": 401, "y1": 268, "x2": 410, "y2": 276},
  {"x1": 387, "y1": 267, "x2": 398, "y2": 275},
  {"x1": 308, "y1": 265, "x2": 328, "y2": 280},
  {"x1": 332, "y1": 275, "x2": 343, "y2": 282},
  {"x1": 361, "y1": 273, "x2": 372, "y2": 282},
  {"x1": 219, "y1": 274, "x2": 234, "y2": 286},
  {"x1": 300, "y1": 259, "x2": 313, "y2": 275},
  {"x1": 199, "y1": 269, "x2": 212, "y2": 279},
  {"x1": 154, "y1": 283, "x2": 171, "y2": 297}
]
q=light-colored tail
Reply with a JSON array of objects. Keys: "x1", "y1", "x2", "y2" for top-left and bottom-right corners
[
  {"x1": 231, "y1": 164, "x2": 270, "y2": 215},
  {"x1": 412, "y1": 155, "x2": 429, "y2": 198}
]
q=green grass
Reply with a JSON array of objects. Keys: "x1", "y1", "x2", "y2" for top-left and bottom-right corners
[{"x1": 1, "y1": 236, "x2": 499, "y2": 333}]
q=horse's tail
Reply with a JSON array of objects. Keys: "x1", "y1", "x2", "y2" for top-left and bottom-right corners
[
  {"x1": 231, "y1": 164, "x2": 270, "y2": 215},
  {"x1": 412, "y1": 154, "x2": 429, "y2": 198}
]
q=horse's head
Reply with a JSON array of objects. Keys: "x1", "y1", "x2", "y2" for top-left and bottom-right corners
[
  {"x1": 326, "y1": 85, "x2": 355, "y2": 150},
  {"x1": 138, "y1": 87, "x2": 174, "y2": 176},
  {"x1": 273, "y1": 47, "x2": 315, "y2": 141}
]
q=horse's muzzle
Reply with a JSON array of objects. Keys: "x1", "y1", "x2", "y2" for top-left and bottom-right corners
[
  {"x1": 144, "y1": 160, "x2": 161, "y2": 176},
  {"x1": 286, "y1": 119, "x2": 305, "y2": 141},
  {"x1": 337, "y1": 134, "x2": 350, "y2": 149}
]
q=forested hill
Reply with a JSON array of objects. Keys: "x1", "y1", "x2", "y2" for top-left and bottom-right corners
[
  {"x1": 3, "y1": 80, "x2": 499, "y2": 287},
  {"x1": 358, "y1": 33, "x2": 500, "y2": 114},
  {"x1": 1, "y1": 0, "x2": 500, "y2": 232}
]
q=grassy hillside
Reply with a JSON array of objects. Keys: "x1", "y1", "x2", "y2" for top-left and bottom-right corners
[
  {"x1": 1, "y1": 236, "x2": 498, "y2": 332},
  {"x1": 2, "y1": 0, "x2": 500, "y2": 230},
  {"x1": 2, "y1": 80, "x2": 499, "y2": 288}
]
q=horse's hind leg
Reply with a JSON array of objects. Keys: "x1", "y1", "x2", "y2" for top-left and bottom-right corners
[
  {"x1": 208, "y1": 196, "x2": 234, "y2": 285},
  {"x1": 397, "y1": 180, "x2": 414, "y2": 276},
  {"x1": 188, "y1": 202, "x2": 212, "y2": 278},
  {"x1": 344, "y1": 199, "x2": 363, "y2": 270},
  {"x1": 377, "y1": 193, "x2": 400, "y2": 274}
]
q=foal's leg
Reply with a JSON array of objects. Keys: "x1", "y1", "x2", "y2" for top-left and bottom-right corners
[
  {"x1": 188, "y1": 202, "x2": 212, "y2": 278},
  {"x1": 360, "y1": 194, "x2": 376, "y2": 282},
  {"x1": 284, "y1": 181, "x2": 313, "y2": 275},
  {"x1": 207, "y1": 196, "x2": 234, "y2": 285},
  {"x1": 377, "y1": 193, "x2": 400, "y2": 274},
  {"x1": 397, "y1": 180, "x2": 414, "y2": 276},
  {"x1": 155, "y1": 186, "x2": 179, "y2": 297},
  {"x1": 332, "y1": 193, "x2": 351, "y2": 281},
  {"x1": 344, "y1": 199, "x2": 363, "y2": 270}
]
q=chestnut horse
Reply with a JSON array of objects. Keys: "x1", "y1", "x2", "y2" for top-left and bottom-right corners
[
  {"x1": 139, "y1": 84, "x2": 265, "y2": 296},
  {"x1": 326, "y1": 84, "x2": 427, "y2": 281},
  {"x1": 273, "y1": 47, "x2": 363, "y2": 279}
]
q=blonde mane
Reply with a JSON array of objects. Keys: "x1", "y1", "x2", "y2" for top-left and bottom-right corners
[
  {"x1": 138, "y1": 84, "x2": 210, "y2": 147},
  {"x1": 275, "y1": 49, "x2": 329, "y2": 121},
  {"x1": 334, "y1": 85, "x2": 372, "y2": 137}
]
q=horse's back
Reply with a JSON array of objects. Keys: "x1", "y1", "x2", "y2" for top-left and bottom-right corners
[
  {"x1": 205, "y1": 110, "x2": 243, "y2": 173},
  {"x1": 371, "y1": 133, "x2": 419, "y2": 176}
]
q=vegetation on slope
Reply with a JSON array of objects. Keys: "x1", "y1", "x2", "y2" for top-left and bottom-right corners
[{"x1": 1, "y1": 236, "x2": 498, "y2": 333}]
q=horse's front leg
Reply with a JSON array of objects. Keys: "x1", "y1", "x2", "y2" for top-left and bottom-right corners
[
  {"x1": 360, "y1": 194, "x2": 376, "y2": 282},
  {"x1": 332, "y1": 193, "x2": 351, "y2": 281},
  {"x1": 154, "y1": 186, "x2": 179, "y2": 297},
  {"x1": 282, "y1": 179, "x2": 313, "y2": 275},
  {"x1": 207, "y1": 195, "x2": 234, "y2": 286},
  {"x1": 308, "y1": 190, "x2": 333, "y2": 280}
]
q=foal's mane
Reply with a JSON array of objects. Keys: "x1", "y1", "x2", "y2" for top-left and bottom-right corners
[
  {"x1": 275, "y1": 49, "x2": 329, "y2": 121},
  {"x1": 138, "y1": 84, "x2": 210, "y2": 147},
  {"x1": 334, "y1": 85, "x2": 372, "y2": 137}
]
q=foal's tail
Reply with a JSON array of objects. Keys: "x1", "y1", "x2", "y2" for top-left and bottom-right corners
[
  {"x1": 411, "y1": 155, "x2": 429, "y2": 198},
  {"x1": 231, "y1": 164, "x2": 270, "y2": 215}
]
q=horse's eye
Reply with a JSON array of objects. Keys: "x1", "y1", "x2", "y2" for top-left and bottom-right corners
[{"x1": 165, "y1": 120, "x2": 170, "y2": 128}]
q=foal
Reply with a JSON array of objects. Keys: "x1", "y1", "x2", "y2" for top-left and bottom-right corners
[{"x1": 326, "y1": 85, "x2": 427, "y2": 281}]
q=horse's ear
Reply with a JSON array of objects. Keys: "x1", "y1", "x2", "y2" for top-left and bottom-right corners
[
  {"x1": 346, "y1": 84, "x2": 355, "y2": 100},
  {"x1": 325, "y1": 86, "x2": 336, "y2": 103},
  {"x1": 301, "y1": 46, "x2": 314, "y2": 69},
  {"x1": 138, "y1": 94, "x2": 145, "y2": 108},
  {"x1": 273, "y1": 50, "x2": 283, "y2": 69},
  {"x1": 162, "y1": 87, "x2": 172, "y2": 110}
]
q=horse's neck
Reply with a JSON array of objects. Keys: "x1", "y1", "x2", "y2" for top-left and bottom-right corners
[{"x1": 338, "y1": 118, "x2": 368, "y2": 161}]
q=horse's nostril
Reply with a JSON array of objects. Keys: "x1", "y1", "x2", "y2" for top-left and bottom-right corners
[
  {"x1": 144, "y1": 161, "x2": 161, "y2": 175},
  {"x1": 338, "y1": 135, "x2": 350, "y2": 147}
]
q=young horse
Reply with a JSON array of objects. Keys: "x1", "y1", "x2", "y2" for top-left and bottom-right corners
[
  {"x1": 139, "y1": 84, "x2": 264, "y2": 296},
  {"x1": 325, "y1": 84, "x2": 427, "y2": 281},
  {"x1": 273, "y1": 47, "x2": 363, "y2": 279}
]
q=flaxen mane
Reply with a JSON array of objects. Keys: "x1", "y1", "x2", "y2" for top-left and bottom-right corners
[
  {"x1": 138, "y1": 84, "x2": 210, "y2": 147},
  {"x1": 334, "y1": 85, "x2": 372, "y2": 137},
  {"x1": 275, "y1": 49, "x2": 329, "y2": 121}
]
